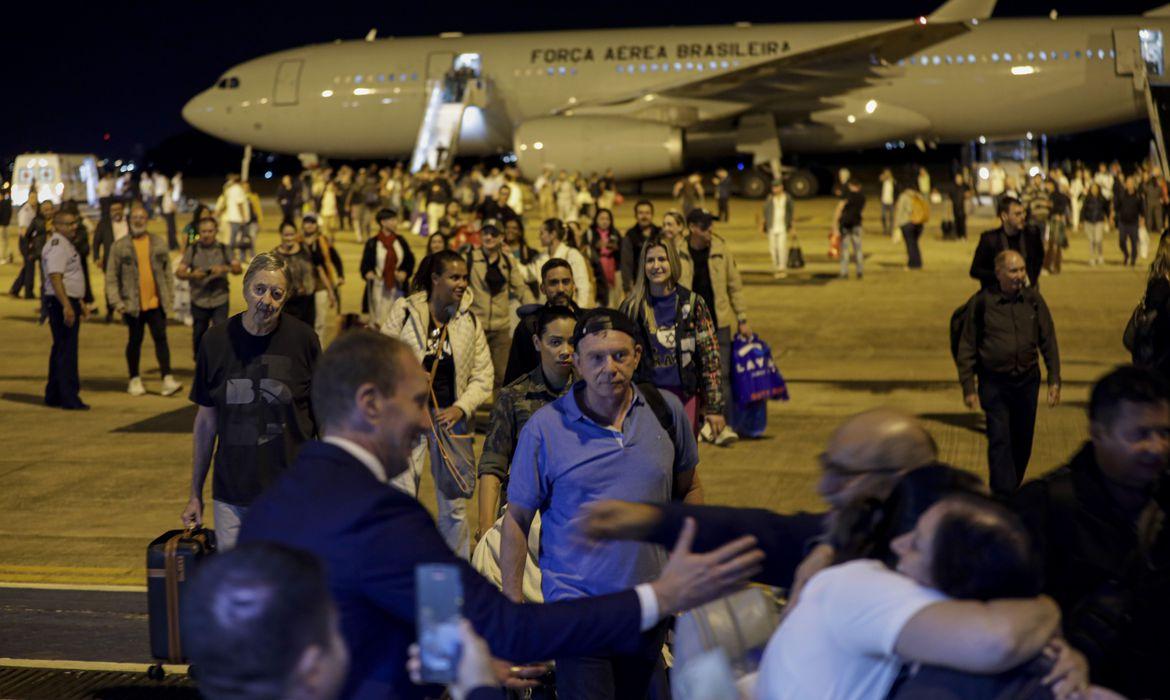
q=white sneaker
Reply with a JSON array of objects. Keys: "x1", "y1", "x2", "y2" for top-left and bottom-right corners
[
  {"x1": 714, "y1": 425, "x2": 740, "y2": 447},
  {"x1": 699, "y1": 421, "x2": 716, "y2": 444},
  {"x1": 183, "y1": 315, "x2": 194, "y2": 327},
  {"x1": 128, "y1": 377, "x2": 146, "y2": 396},
  {"x1": 160, "y1": 375, "x2": 183, "y2": 397}
]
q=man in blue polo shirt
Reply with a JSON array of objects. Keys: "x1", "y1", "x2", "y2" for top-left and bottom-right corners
[{"x1": 501, "y1": 307, "x2": 703, "y2": 700}]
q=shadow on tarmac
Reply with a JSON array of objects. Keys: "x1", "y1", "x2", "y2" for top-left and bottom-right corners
[
  {"x1": 112, "y1": 405, "x2": 198, "y2": 434},
  {"x1": 919, "y1": 411, "x2": 986, "y2": 434}
]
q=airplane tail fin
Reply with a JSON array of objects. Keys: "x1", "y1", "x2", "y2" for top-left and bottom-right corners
[
  {"x1": 928, "y1": 0, "x2": 997, "y2": 23},
  {"x1": 1145, "y1": 3, "x2": 1170, "y2": 16}
]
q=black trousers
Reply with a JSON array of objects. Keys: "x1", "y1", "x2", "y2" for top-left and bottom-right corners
[
  {"x1": 191, "y1": 303, "x2": 228, "y2": 360},
  {"x1": 45, "y1": 296, "x2": 82, "y2": 407},
  {"x1": 555, "y1": 621, "x2": 670, "y2": 700},
  {"x1": 902, "y1": 223, "x2": 923, "y2": 269},
  {"x1": 9, "y1": 249, "x2": 36, "y2": 298},
  {"x1": 125, "y1": 308, "x2": 172, "y2": 378},
  {"x1": 717, "y1": 196, "x2": 730, "y2": 222},
  {"x1": 163, "y1": 213, "x2": 178, "y2": 251},
  {"x1": 978, "y1": 369, "x2": 1040, "y2": 496}
]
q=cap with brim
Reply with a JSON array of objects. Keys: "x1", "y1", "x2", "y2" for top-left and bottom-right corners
[{"x1": 572, "y1": 308, "x2": 642, "y2": 347}]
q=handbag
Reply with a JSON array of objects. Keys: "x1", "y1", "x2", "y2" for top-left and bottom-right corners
[
  {"x1": 786, "y1": 236, "x2": 805, "y2": 269},
  {"x1": 731, "y1": 334, "x2": 789, "y2": 407},
  {"x1": 426, "y1": 322, "x2": 476, "y2": 499}
]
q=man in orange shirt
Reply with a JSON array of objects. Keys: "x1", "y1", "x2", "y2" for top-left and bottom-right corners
[{"x1": 105, "y1": 203, "x2": 182, "y2": 397}]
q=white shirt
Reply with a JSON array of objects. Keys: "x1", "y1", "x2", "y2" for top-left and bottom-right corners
[
  {"x1": 989, "y1": 167, "x2": 1006, "y2": 195},
  {"x1": 323, "y1": 432, "x2": 663, "y2": 629},
  {"x1": 225, "y1": 183, "x2": 248, "y2": 223},
  {"x1": 171, "y1": 174, "x2": 184, "y2": 201},
  {"x1": 881, "y1": 179, "x2": 895, "y2": 205},
  {"x1": 507, "y1": 182, "x2": 524, "y2": 215},
  {"x1": 768, "y1": 194, "x2": 789, "y2": 235},
  {"x1": 1095, "y1": 172, "x2": 1115, "y2": 200},
  {"x1": 17, "y1": 201, "x2": 36, "y2": 230},
  {"x1": 41, "y1": 232, "x2": 86, "y2": 299},
  {"x1": 755, "y1": 560, "x2": 945, "y2": 700},
  {"x1": 153, "y1": 174, "x2": 168, "y2": 195},
  {"x1": 97, "y1": 177, "x2": 114, "y2": 198},
  {"x1": 112, "y1": 218, "x2": 129, "y2": 242},
  {"x1": 140, "y1": 175, "x2": 154, "y2": 196}
]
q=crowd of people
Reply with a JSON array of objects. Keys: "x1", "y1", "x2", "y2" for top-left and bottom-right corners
[{"x1": 9, "y1": 154, "x2": 1170, "y2": 700}]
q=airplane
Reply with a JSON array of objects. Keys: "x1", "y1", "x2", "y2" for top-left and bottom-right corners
[{"x1": 182, "y1": 0, "x2": 1170, "y2": 197}]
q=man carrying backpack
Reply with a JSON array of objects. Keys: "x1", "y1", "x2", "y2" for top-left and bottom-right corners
[
  {"x1": 955, "y1": 250, "x2": 1061, "y2": 496},
  {"x1": 969, "y1": 198, "x2": 1045, "y2": 290}
]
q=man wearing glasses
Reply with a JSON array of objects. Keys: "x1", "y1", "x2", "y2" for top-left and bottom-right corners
[
  {"x1": 465, "y1": 221, "x2": 534, "y2": 390},
  {"x1": 41, "y1": 209, "x2": 89, "y2": 409}
]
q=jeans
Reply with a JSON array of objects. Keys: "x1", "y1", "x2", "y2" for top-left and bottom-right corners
[
  {"x1": 191, "y1": 303, "x2": 228, "y2": 360},
  {"x1": 1084, "y1": 221, "x2": 1107, "y2": 261},
  {"x1": 902, "y1": 223, "x2": 923, "y2": 269},
  {"x1": 978, "y1": 370, "x2": 1040, "y2": 496},
  {"x1": 839, "y1": 226, "x2": 863, "y2": 277},
  {"x1": 212, "y1": 500, "x2": 248, "y2": 551},
  {"x1": 881, "y1": 203, "x2": 894, "y2": 236},
  {"x1": 228, "y1": 222, "x2": 246, "y2": 262},
  {"x1": 125, "y1": 308, "x2": 172, "y2": 378},
  {"x1": 1120, "y1": 223, "x2": 1140, "y2": 265},
  {"x1": 767, "y1": 229, "x2": 789, "y2": 271},
  {"x1": 45, "y1": 296, "x2": 82, "y2": 407},
  {"x1": 393, "y1": 422, "x2": 472, "y2": 559},
  {"x1": 485, "y1": 326, "x2": 512, "y2": 390},
  {"x1": 555, "y1": 621, "x2": 670, "y2": 700}
]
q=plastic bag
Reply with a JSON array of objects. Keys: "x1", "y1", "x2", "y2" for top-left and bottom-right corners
[{"x1": 731, "y1": 334, "x2": 789, "y2": 407}]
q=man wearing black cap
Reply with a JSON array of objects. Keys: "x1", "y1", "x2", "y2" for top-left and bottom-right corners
[
  {"x1": 676, "y1": 209, "x2": 750, "y2": 446},
  {"x1": 360, "y1": 208, "x2": 415, "y2": 328},
  {"x1": 501, "y1": 308, "x2": 703, "y2": 700}
]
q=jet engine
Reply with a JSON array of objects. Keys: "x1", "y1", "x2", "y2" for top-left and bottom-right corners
[{"x1": 513, "y1": 117, "x2": 683, "y2": 181}]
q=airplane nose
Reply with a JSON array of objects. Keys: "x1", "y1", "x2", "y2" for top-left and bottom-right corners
[{"x1": 182, "y1": 92, "x2": 212, "y2": 131}]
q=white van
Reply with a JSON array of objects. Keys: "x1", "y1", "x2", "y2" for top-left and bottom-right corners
[{"x1": 11, "y1": 153, "x2": 100, "y2": 206}]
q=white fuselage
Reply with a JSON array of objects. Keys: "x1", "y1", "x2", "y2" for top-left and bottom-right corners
[{"x1": 183, "y1": 17, "x2": 1166, "y2": 169}]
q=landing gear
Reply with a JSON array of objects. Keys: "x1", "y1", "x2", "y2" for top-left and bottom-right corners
[
  {"x1": 147, "y1": 664, "x2": 166, "y2": 681},
  {"x1": 785, "y1": 169, "x2": 818, "y2": 199},
  {"x1": 738, "y1": 170, "x2": 769, "y2": 199}
]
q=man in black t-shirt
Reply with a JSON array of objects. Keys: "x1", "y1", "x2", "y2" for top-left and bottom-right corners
[
  {"x1": 834, "y1": 180, "x2": 866, "y2": 280},
  {"x1": 181, "y1": 252, "x2": 321, "y2": 549}
]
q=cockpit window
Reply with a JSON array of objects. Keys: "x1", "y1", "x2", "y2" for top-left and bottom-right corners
[{"x1": 216, "y1": 76, "x2": 241, "y2": 89}]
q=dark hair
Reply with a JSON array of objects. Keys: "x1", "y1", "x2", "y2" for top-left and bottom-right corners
[
  {"x1": 929, "y1": 494, "x2": 1042, "y2": 600},
  {"x1": 541, "y1": 257, "x2": 572, "y2": 282},
  {"x1": 181, "y1": 543, "x2": 333, "y2": 700},
  {"x1": 184, "y1": 202, "x2": 206, "y2": 229},
  {"x1": 634, "y1": 199, "x2": 654, "y2": 213},
  {"x1": 1089, "y1": 365, "x2": 1170, "y2": 428},
  {"x1": 375, "y1": 207, "x2": 398, "y2": 223},
  {"x1": 535, "y1": 305, "x2": 577, "y2": 339},
  {"x1": 312, "y1": 330, "x2": 409, "y2": 429},
  {"x1": 592, "y1": 208, "x2": 614, "y2": 230},
  {"x1": 542, "y1": 218, "x2": 567, "y2": 242},
  {"x1": 278, "y1": 220, "x2": 297, "y2": 233},
  {"x1": 411, "y1": 249, "x2": 465, "y2": 297},
  {"x1": 685, "y1": 208, "x2": 713, "y2": 229},
  {"x1": 571, "y1": 307, "x2": 641, "y2": 348},
  {"x1": 830, "y1": 463, "x2": 985, "y2": 568},
  {"x1": 997, "y1": 196, "x2": 1023, "y2": 216}
]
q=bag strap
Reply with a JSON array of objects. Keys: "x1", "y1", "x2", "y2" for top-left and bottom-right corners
[
  {"x1": 425, "y1": 320, "x2": 474, "y2": 495},
  {"x1": 637, "y1": 382, "x2": 678, "y2": 452}
]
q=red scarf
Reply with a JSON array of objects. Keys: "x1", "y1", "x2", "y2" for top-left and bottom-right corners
[{"x1": 378, "y1": 231, "x2": 399, "y2": 291}]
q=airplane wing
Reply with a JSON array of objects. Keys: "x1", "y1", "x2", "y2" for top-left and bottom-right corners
[{"x1": 559, "y1": 0, "x2": 994, "y2": 123}]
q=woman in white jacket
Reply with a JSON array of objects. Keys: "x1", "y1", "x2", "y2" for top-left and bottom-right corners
[{"x1": 382, "y1": 249, "x2": 493, "y2": 558}]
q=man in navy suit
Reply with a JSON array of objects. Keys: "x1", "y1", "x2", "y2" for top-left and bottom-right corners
[{"x1": 239, "y1": 330, "x2": 763, "y2": 700}]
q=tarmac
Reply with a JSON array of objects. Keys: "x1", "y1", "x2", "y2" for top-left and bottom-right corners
[{"x1": 0, "y1": 193, "x2": 1144, "y2": 673}]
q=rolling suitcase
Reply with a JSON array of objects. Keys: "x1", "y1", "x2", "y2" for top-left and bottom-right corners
[{"x1": 146, "y1": 527, "x2": 216, "y2": 678}]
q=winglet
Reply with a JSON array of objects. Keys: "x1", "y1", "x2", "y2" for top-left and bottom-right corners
[
  {"x1": 1146, "y1": 3, "x2": 1170, "y2": 17},
  {"x1": 928, "y1": 0, "x2": 997, "y2": 23}
]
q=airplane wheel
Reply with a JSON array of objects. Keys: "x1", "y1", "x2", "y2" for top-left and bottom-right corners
[
  {"x1": 739, "y1": 171, "x2": 768, "y2": 199},
  {"x1": 786, "y1": 169, "x2": 818, "y2": 199},
  {"x1": 147, "y1": 664, "x2": 165, "y2": 681}
]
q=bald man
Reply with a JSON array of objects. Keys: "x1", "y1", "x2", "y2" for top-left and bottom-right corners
[
  {"x1": 956, "y1": 249, "x2": 1060, "y2": 496},
  {"x1": 579, "y1": 407, "x2": 938, "y2": 589}
]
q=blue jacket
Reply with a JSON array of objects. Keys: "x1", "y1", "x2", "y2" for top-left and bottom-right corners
[{"x1": 239, "y1": 441, "x2": 642, "y2": 700}]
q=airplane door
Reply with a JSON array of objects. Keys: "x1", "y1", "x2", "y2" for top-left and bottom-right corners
[
  {"x1": 273, "y1": 59, "x2": 304, "y2": 106},
  {"x1": 1115, "y1": 28, "x2": 1141, "y2": 75}
]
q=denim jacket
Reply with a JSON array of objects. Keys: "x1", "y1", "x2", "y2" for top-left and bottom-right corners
[{"x1": 105, "y1": 233, "x2": 173, "y2": 316}]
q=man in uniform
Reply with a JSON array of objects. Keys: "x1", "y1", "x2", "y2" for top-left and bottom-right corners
[{"x1": 41, "y1": 208, "x2": 89, "y2": 410}]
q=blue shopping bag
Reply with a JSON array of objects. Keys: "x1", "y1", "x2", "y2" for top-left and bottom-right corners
[{"x1": 731, "y1": 334, "x2": 789, "y2": 407}]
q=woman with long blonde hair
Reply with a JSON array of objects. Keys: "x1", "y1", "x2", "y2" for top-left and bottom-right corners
[{"x1": 619, "y1": 235, "x2": 724, "y2": 437}]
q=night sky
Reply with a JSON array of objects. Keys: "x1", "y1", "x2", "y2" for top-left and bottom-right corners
[{"x1": 2, "y1": 0, "x2": 1161, "y2": 171}]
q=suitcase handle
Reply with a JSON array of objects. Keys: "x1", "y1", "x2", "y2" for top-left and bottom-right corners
[{"x1": 163, "y1": 532, "x2": 186, "y2": 663}]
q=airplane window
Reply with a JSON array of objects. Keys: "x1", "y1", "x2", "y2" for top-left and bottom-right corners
[
  {"x1": 686, "y1": 61, "x2": 694, "y2": 70},
  {"x1": 991, "y1": 53, "x2": 999, "y2": 62},
  {"x1": 355, "y1": 75, "x2": 363, "y2": 84},
  {"x1": 1075, "y1": 50, "x2": 1082, "y2": 58},
  {"x1": 377, "y1": 74, "x2": 385, "y2": 81},
  {"x1": 1039, "y1": 52, "x2": 1047, "y2": 61},
  {"x1": 956, "y1": 55, "x2": 965, "y2": 64},
  {"x1": 1004, "y1": 52, "x2": 1012, "y2": 61},
  {"x1": 333, "y1": 76, "x2": 341, "y2": 84},
  {"x1": 932, "y1": 55, "x2": 940, "y2": 65},
  {"x1": 1099, "y1": 49, "x2": 1106, "y2": 59},
  {"x1": 897, "y1": 59, "x2": 905, "y2": 66},
  {"x1": 732, "y1": 60, "x2": 741, "y2": 67},
  {"x1": 1064, "y1": 51, "x2": 1070, "y2": 59},
  {"x1": 721, "y1": 60, "x2": 729, "y2": 68},
  {"x1": 1110, "y1": 49, "x2": 1116, "y2": 58},
  {"x1": 662, "y1": 63, "x2": 670, "y2": 71},
  {"x1": 629, "y1": 63, "x2": 636, "y2": 73},
  {"x1": 968, "y1": 54, "x2": 977, "y2": 63},
  {"x1": 945, "y1": 55, "x2": 952, "y2": 64},
  {"x1": 640, "y1": 64, "x2": 648, "y2": 72},
  {"x1": 675, "y1": 62, "x2": 683, "y2": 71},
  {"x1": 1026, "y1": 51, "x2": 1034, "y2": 60},
  {"x1": 547, "y1": 67, "x2": 554, "y2": 76},
  {"x1": 920, "y1": 56, "x2": 929, "y2": 65},
  {"x1": 696, "y1": 63, "x2": 704, "y2": 71},
  {"x1": 411, "y1": 73, "x2": 418, "y2": 80},
  {"x1": 616, "y1": 65, "x2": 624, "y2": 73},
  {"x1": 571, "y1": 67, "x2": 578, "y2": 75},
  {"x1": 650, "y1": 63, "x2": 659, "y2": 71},
  {"x1": 559, "y1": 66, "x2": 566, "y2": 74},
  {"x1": 217, "y1": 79, "x2": 227, "y2": 89},
  {"x1": 709, "y1": 61, "x2": 718, "y2": 69},
  {"x1": 229, "y1": 77, "x2": 240, "y2": 88},
  {"x1": 388, "y1": 74, "x2": 395, "y2": 81}
]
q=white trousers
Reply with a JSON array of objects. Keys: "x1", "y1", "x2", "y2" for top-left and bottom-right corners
[{"x1": 768, "y1": 229, "x2": 789, "y2": 271}]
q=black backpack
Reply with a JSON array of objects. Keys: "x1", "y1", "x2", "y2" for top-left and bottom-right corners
[
  {"x1": 637, "y1": 382, "x2": 679, "y2": 452},
  {"x1": 949, "y1": 293, "x2": 984, "y2": 364}
]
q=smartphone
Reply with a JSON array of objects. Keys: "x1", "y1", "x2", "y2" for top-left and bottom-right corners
[
  {"x1": 672, "y1": 648, "x2": 739, "y2": 700},
  {"x1": 415, "y1": 563, "x2": 464, "y2": 684}
]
